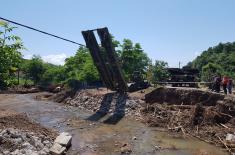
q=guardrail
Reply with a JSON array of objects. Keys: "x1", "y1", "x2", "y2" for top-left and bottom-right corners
[{"x1": 156, "y1": 82, "x2": 212, "y2": 84}]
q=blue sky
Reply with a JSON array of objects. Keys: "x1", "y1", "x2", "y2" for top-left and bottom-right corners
[{"x1": 1, "y1": 0, "x2": 235, "y2": 67}]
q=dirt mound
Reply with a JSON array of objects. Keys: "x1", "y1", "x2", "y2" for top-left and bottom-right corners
[
  {"x1": 145, "y1": 87, "x2": 225, "y2": 106},
  {"x1": 49, "y1": 89, "x2": 77, "y2": 103},
  {"x1": 0, "y1": 109, "x2": 57, "y2": 139},
  {"x1": 49, "y1": 88, "x2": 145, "y2": 120}
]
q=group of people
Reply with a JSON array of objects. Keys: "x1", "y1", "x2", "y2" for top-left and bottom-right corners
[{"x1": 212, "y1": 75, "x2": 233, "y2": 94}]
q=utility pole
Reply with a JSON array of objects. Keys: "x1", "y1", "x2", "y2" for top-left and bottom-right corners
[{"x1": 179, "y1": 61, "x2": 181, "y2": 69}]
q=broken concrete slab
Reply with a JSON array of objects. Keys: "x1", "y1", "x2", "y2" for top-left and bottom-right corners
[
  {"x1": 50, "y1": 143, "x2": 66, "y2": 155},
  {"x1": 54, "y1": 132, "x2": 72, "y2": 148}
]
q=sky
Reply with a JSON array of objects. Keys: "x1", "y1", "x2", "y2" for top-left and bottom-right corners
[{"x1": 1, "y1": 0, "x2": 235, "y2": 67}]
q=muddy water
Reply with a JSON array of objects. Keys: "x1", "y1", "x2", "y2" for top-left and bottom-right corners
[{"x1": 0, "y1": 93, "x2": 228, "y2": 155}]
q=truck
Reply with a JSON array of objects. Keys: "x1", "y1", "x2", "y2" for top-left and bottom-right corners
[{"x1": 167, "y1": 67, "x2": 199, "y2": 87}]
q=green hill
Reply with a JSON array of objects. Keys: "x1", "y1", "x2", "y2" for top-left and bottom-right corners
[{"x1": 187, "y1": 42, "x2": 235, "y2": 80}]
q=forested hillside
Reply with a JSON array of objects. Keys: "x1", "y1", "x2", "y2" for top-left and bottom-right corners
[{"x1": 187, "y1": 42, "x2": 235, "y2": 80}]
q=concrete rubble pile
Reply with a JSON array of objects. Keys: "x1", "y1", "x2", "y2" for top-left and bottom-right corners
[
  {"x1": 63, "y1": 90, "x2": 144, "y2": 118},
  {"x1": 0, "y1": 128, "x2": 53, "y2": 155}
]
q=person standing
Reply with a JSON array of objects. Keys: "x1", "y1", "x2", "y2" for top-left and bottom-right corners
[
  {"x1": 222, "y1": 76, "x2": 229, "y2": 94},
  {"x1": 227, "y1": 79, "x2": 233, "y2": 94},
  {"x1": 214, "y1": 75, "x2": 222, "y2": 93}
]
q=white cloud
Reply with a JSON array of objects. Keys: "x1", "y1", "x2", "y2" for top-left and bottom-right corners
[
  {"x1": 23, "y1": 54, "x2": 33, "y2": 59},
  {"x1": 42, "y1": 53, "x2": 67, "y2": 65},
  {"x1": 23, "y1": 53, "x2": 68, "y2": 65}
]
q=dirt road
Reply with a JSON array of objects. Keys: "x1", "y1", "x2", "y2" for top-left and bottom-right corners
[{"x1": 0, "y1": 93, "x2": 228, "y2": 155}]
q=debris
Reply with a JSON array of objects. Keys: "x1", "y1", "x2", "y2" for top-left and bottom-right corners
[
  {"x1": 120, "y1": 143, "x2": 132, "y2": 154},
  {"x1": 142, "y1": 87, "x2": 235, "y2": 153},
  {"x1": 217, "y1": 135, "x2": 232, "y2": 153},
  {"x1": 54, "y1": 132, "x2": 72, "y2": 148},
  {"x1": 192, "y1": 103, "x2": 204, "y2": 125},
  {"x1": 50, "y1": 132, "x2": 72, "y2": 155},
  {"x1": 154, "y1": 145, "x2": 161, "y2": 150},
  {"x1": 220, "y1": 123, "x2": 229, "y2": 129},
  {"x1": 50, "y1": 142, "x2": 67, "y2": 155},
  {"x1": 0, "y1": 128, "x2": 53, "y2": 155},
  {"x1": 226, "y1": 134, "x2": 235, "y2": 142}
]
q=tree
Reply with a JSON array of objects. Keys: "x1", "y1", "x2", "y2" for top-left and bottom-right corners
[
  {"x1": 201, "y1": 63, "x2": 223, "y2": 81},
  {"x1": 187, "y1": 42, "x2": 235, "y2": 79},
  {"x1": 120, "y1": 39, "x2": 150, "y2": 80},
  {"x1": 0, "y1": 22, "x2": 23, "y2": 88},
  {"x1": 26, "y1": 55, "x2": 45, "y2": 84},
  {"x1": 78, "y1": 58, "x2": 99, "y2": 82},
  {"x1": 152, "y1": 60, "x2": 169, "y2": 83},
  {"x1": 41, "y1": 64, "x2": 66, "y2": 85},
  {"x1": 65, "y1": 46, "x2": 99, "y2": 82},
  {"x1": 146, "y1": 59, "x2": 154, "y2": 83}
]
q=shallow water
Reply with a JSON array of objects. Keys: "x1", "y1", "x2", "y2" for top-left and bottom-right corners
[{"x1": 0, "y1": 93, "x2": 228, "y2": 155}]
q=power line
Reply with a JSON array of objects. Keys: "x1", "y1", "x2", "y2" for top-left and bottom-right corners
[{"x1": 0, "y1": 17, "x2": 85, "y2": 46}]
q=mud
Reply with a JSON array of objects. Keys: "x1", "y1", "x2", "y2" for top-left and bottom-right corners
[{"x1": 0, "y1": 93, "x2": 229, "y2": 155}]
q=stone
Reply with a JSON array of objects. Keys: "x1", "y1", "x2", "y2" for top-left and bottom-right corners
[
  {"x1": 50, "y1": 143, "x2": 66, "y2": 155},
  {"x1": 11, "y1": 149, "x2": 20, "y2": 155},
  {"x1": 35, "y1": 141, "x2": 44, "y2": 150},
  {"x1": 13, "y1": 137, "x2": 23, "y2": 144},
  {"x1": 41, "y1": 147, "x2": 50, "y2": 154},
  {"x1": 54, "y1": 132, "x2": 72, "y2": 148},
  {"x1": 3, "y1": 151, "x2": 9, "y2": 155},
  {"x1": 226, "y1": 133, "x2": 235, "y2": 142},
  {"x1": 0, "y1": 135, "x2": 3, "y2": 143},
  {"x1": 43, "y1": 140, "x2": 50, "y2": 145}
]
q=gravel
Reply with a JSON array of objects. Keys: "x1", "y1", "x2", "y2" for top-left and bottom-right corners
[
  {"x1": 0, "y1": 128, "x2": 53, "y2": 155},
  {"x1": 63, "y1": 90, "x2": 145, "y2": 119}
]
